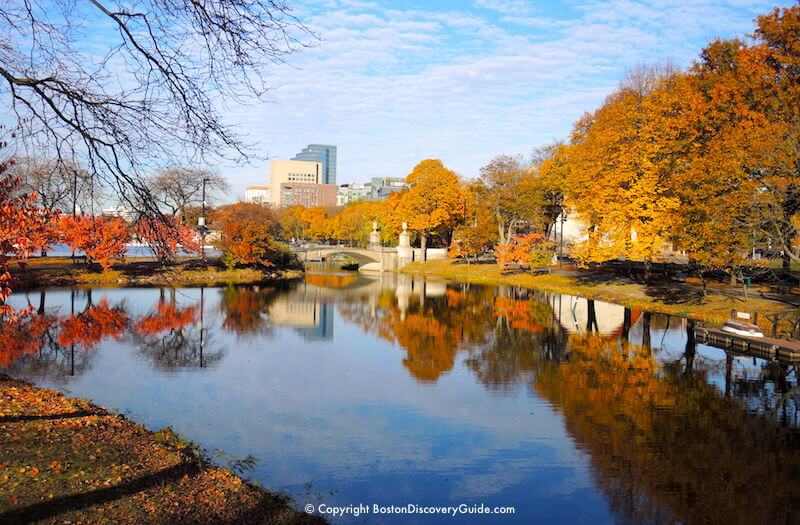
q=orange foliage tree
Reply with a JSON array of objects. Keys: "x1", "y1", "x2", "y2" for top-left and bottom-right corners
[
  {"x1": 495, "y1": 233, "x2": 553, "y2": 268},
  {"x1": 398, "y1": 159, "x2": 464, "y2": 252},
  {"x1": 212, "y1": 202, "x2": 286, "y2": 269}
]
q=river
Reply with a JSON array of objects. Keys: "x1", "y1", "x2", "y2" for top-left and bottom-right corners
[{"x1": 2, "y1": 272, "x2": 799, "y2": 524}]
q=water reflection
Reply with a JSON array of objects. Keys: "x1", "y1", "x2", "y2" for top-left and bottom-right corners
[{"x1": 1, "y1": 275, "x2": 799, "y2": 524}]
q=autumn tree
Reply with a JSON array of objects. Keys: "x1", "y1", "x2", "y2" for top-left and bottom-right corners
[
  {"x1": 277, "y1": 205, "x2": 309, "y2": 242},
  {"x1": 301, "y1": 206, "x2": 331, "y2": 242},
  {"x1": 449, "y1": 183, "x2": 497, "y2": 263},
  {"x1": 475, "y1": 154, "x2": 560, "y2": 245},
  {"x1": 212, "y1": 203, "x2": 289, "y2": 269},
  {"x1": 59, "y1": 215, "x2": 131, "y2": 271},
  {"x1": 1, "y1": 158, "x2": 57, "y2": 320},
  {"x1": 133, "y1": 216, "x2": 202, "y2": 259},
  {"x1": 561, "y1": 65, "x2": 682, "y2": 276},
  {"x1": 495, "y1": 233, "x2": 554, "y2": 269},
  {"x1": 398, "y1": 159, "x2": 465, "y2": 257}
]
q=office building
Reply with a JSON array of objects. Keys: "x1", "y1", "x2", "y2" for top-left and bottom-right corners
[
  {"x1": 292, "y1": 144, "x2": 337, "y2": 185},
  {"x1": 269, "y1": 159, "x2": 337, "y2": 208},
  {"x1": 336, "y1": 177, "x2": 408, "y2": 206}
]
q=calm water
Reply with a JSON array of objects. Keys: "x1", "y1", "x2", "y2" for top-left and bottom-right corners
[{"x1": 2, "y1": 273, "x2": 799, "y2": 524}]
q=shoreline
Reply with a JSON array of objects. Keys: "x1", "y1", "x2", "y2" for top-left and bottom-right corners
[
  {"x1": 0, "y1": 375, "x2": 324, "y2": 523},
  {"x1": 8, "y1": 256, "x2": 304, "y2": 290},
  {"x1": 400, "y1": 260, "x2": 800, "y2": 336}
]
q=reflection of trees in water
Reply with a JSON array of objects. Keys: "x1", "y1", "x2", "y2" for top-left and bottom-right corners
[
  {"x1": 338, "y1": 284, "x2": 567, "y2": 384},
  {"x1": 535, "y1": 334, "x2": 800, "y2": 524},
  {"x1": 131, "y1": 288, "x2": 222, "y2": 371},
  {"x1": 465, "y1": 290, "x2": 568, "y2": 392},
  {"x1": 217, "y1": 285, "x2": 282, "y2": 336},
  {"x1": 0, "y1": 289, "x2": 123, "y2": 381}
]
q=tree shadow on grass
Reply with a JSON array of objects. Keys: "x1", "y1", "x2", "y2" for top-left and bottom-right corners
[
  {"x1": 643, "y1": 283, "x2": 706, "y2": 305},
  {"x1": 0, "y1": 462, "x2": 200, "y2": 523},
  {"x1": 0, "y1": 410, "x2": 99, "y2": 423}
]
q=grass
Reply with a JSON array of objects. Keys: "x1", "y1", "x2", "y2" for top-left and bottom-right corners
[
  {"x1": 401, "y1": 260, "x2": 800, "y2": 331},
  {"x1": 8, "y1": 257, "x2": 303, "y2": 289},
  {"x1": 0, "y1": 375, "x2": 324, "y2": 524}
]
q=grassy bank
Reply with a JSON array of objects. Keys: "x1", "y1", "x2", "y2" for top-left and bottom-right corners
[
  {"x1": 9, "y1": 256, "x2": 303, "y2": 289},
  {"x1": 0, "y1": 376, "x2": 323, "y2": 524},
  {"x1": 401, "y1": 260, "x2": 800, "y2": 332}
]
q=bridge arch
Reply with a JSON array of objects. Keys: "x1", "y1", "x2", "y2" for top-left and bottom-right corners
[{"x1": 296, "y1": 246, "x2": 397, "y2": 270}]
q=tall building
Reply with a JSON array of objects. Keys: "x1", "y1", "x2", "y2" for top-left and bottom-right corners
[
  {"x1": 269, "y1": 159, "x2": 337, "y2": 208},
  {"x1": 292, "y1": 144, "x2": 337, "y2": 185}
]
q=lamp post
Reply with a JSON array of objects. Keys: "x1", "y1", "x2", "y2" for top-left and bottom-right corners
[{"x1": 196, "y1": 178, "x2": 210, "y2": 261}]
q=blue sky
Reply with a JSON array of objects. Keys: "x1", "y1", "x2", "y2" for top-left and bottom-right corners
[{"x1": 214, "y1": 1, "x2": 789, "y2": 197}]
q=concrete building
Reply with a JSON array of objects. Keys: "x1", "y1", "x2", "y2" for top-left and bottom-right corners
[
  {"x1": 336, "y1": 177, "x2": 408, "y2": 206},
  {"x1": 244, "y1": 186, "x2": 270, "y2": 204},
  {"x1": 370, "y1": 177, "x2": 406, "y2": 199},
  {"x1": 291, "y1": 144, "x2": 337, "y2": 185},
  {"x1": 337, "y1": 182, "x2": 372, "y2": 206},
  {"x1": 269, "y1": 159, "x2": 337, "y2": 208}
]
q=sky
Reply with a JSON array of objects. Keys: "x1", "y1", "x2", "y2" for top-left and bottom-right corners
[
  {"x1": 220, "y1": 0, "x2": 790, "y2": 198},
  {"x1": 11, "y1": 0, "x2": 788, "y2": 201}
]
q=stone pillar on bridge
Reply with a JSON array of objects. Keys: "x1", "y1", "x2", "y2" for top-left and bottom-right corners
[
  {"x1": 397, "y1": 222, "x2": 413, "y2": 267},
  {"x1": 369, "y1": 221, "x2": 381, "y2": 250}
]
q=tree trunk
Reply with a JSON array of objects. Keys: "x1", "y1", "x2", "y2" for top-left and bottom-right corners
[
  {"x1": 644, "y1": 259, "x2": 652, "y2": 282},
  {"x1": 642, "y1": 312, "x2": 652, "y2": 352}
]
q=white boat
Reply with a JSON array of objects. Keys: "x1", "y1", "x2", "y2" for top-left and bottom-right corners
[{"x1": 721, "y1": 319, "x2": 764, "y2": 338}]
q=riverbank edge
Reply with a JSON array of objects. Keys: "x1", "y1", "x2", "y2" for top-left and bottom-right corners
[
  {"x1": 0, "y1": 374, "x2": 325, "y2": 524},
  {"x1": 8, "y1": 257, "x2": 305, "y2": 290},
  {"x1": 399, "y1": 260, "x2": 800, "y2": 330}
]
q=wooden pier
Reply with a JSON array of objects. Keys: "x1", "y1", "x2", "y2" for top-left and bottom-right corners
[{"x1": 694, "y1": 326, "x2": 800, "y2": 363}]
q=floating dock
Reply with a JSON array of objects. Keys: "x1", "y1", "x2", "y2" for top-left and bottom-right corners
[{"x1": 694, "y1": 327, "x2": 800, "y2": 363}]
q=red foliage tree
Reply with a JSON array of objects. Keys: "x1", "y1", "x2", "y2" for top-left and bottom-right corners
[
  {"x1": 133, "y1": 216, "x2": 202, "y2": 259},
  {"x1": 1, "y1": 159, "x2": 57, "y2": 320},
  {"x1": 60, "y1": 215, "x2": 131, "y2": 270}
]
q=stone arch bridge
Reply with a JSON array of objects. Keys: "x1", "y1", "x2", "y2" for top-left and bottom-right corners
[{"x1": 293, "y1": 245, "x2": 401, "y2": 271}]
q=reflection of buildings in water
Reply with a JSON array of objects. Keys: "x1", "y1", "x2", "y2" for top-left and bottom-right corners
[
  {"x1": 394, "y1": 274, "x2": 448, "y2": 319},
  {"x1": 550, "y1": 295, "x2": 633, "y2": 335},
  {"x1": 269, "y1": 287, "x2": 334, "y2": 341}
]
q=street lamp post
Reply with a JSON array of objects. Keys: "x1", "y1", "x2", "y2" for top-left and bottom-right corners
[{"x1": 196, "y1": 178, "x2": 210, "y2": 262}]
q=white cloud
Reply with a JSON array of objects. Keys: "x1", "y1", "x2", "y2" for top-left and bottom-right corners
[{"x1": 219, "y1": 0, "x2": 787, "y2": 196}]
